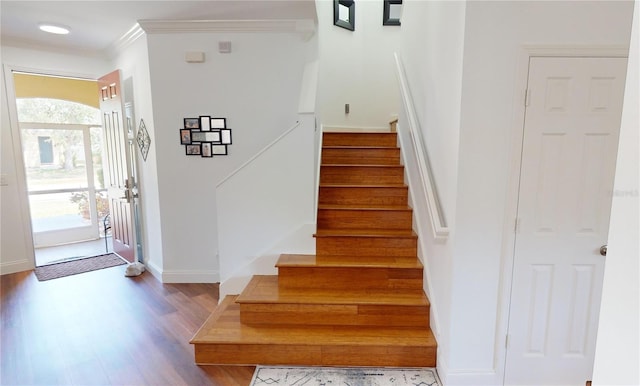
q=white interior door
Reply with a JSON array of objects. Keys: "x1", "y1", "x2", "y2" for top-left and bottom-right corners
[
  {"x1": 99, "y1": 70, "x2": 135, "y2": 263},
  {"x1": 505, "y1": 57, "x2": 627, "y2": 385}
]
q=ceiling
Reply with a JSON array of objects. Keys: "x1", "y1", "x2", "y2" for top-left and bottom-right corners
[{"x1": 1, "y1": 0, "x2": 317, "y2": 58}]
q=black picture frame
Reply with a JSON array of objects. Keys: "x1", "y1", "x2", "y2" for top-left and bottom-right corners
[
  {"x1": 199, "y1": 116, "x2": 211, "y2": 131},
  {"x1": 180, "y1": 128, "x2": 191, "y2": 145},
  {"x1": 383, "y1": 0, "x2": 402, "y2": 26},
  {"x1": 201, "y1": 142, "x2": 213, "y2": 158},
  {"x1": 185, "y1": 144, "x2": 201, "y2": 155},
  {"x1": 334, "y1": 0, "x2": 355, "y2": 31},
  {"x1": 220, "y1": 129, "x2": 232, "y2": 145},
  {"x1": 211, "y1": 117, "x2": 226, "y2": 129},
  {"x1": 211, "y1": 145, "x2": 228, "y2": 155},
  {"x1": 184, "y1": 118, "x2": 199, "y2": 129}
]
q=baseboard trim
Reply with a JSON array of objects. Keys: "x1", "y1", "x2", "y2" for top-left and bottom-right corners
[
  {"x1": 437, "y1": 354, "x2": 500, "y2": 386},
  {"x1": 144, "y1": 259, "x2": 163, "y2": 281},
  {"x1": 0, "y1": 259, "x2": 34, "y2": 275},
  {"x1": 161, "y1": 269, "x2": 220, "y2": 283}
]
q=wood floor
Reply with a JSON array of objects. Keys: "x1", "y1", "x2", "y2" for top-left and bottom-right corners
[{"x1": 0, "y1": 266, "x2": 254, "y2": 386}]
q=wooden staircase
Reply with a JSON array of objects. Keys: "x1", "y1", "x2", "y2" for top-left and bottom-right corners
[{"x1": 190, "y1": 131, "x2": 437, "y2": 367}]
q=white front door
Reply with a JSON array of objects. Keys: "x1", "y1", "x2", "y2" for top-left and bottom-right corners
[{"x1": 505, "y1": 57, "x2": 627, "y2": 385}]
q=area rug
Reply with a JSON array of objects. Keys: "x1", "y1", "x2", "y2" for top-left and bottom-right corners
[
  {"x1": 250, "y1": 366, "x2": 441, "y2": 386},
  {"x1": 34, "y1": 253, "x2": 126, "y2": 281}
]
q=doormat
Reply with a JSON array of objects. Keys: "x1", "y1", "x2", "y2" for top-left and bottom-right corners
[
  {"x1": 250, "y1": 366, "x2": 441, "y2": 386},
  {"x1": 34, "y1": 253, "x2": 126, "y2": 281}
]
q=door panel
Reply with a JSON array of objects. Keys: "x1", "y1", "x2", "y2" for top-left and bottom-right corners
[
  {"x1": 99, "y1": 70, "x2": 135, "y2": 263},
  {"x1": 505, "y1": 57, "x2": 627, "y2": 385}
]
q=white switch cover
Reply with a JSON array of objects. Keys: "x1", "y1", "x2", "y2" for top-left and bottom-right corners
[{"x1": 0, "y1": 174, "x2": 8, "y2": 186}]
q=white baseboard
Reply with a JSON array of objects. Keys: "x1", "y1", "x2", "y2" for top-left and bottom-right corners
[
  {"x1": 437, "y1": 355, "x2": 500, "y2": 386},
  {"x1": 161, "y1": 269, "x2": 220, "y2": 283},
  {"x1": 0, "y1": 259, "x2": 34, "y2": 275},
  {"x1": 144, "y1": 259, "x2": 163, "y2": 281}
]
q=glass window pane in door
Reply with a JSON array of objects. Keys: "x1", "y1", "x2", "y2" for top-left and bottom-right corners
[
  {"x1": 21, "y1": 128, "x2": 88, "y2": 191},
  {"x1": 29, "y1": 191, "x2": 91, "y2": 232},
  {"x1": 90, "y1": 126, "x2": 106, "y2": 189}
]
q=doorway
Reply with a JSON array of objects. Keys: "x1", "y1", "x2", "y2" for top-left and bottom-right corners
[
  {"x1": 13, "y1": 72, "x2": 111, "y2": 266},
  {"x1": 504, "y1": 56, "x2": 627, "y2": 385}
]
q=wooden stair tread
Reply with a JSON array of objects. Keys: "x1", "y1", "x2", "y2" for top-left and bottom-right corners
[
  {"x1": 276, "y1": 254, "x2": 423, "y2": 269},
  {"x1": 192, "y1": 296, "x2": 435, "y2": 346},
  {"x1": 236, "y1": 276, "x2": 428, "y2": 306},
  {"x1": 314, "y1": 228, "x2": 418, "y2": 238}
]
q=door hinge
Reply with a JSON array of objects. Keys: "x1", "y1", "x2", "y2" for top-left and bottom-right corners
[{"x1": 524, "y1": 89, "x2": 531, "y2": 107}]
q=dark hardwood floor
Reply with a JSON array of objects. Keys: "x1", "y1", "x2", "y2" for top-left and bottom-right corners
[{"x1": 0, "y1": 266, "x2": 255, "y2": 385}]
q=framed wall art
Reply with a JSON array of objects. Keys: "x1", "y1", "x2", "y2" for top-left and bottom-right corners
[
  {"x1": 180, "y1": 115, "x2": 232, "y2": 158},
  {"x1": 334, "y1": 0, "x2": 355, "y2": 31}
]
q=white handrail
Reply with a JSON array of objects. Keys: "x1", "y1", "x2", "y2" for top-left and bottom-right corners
[
  {"x1": 394, "y1": 52, "x2": 449, "y2": 239},
  {"x1": 217, "y1": 120, "x2": 301, "y2": 187},
  {"x1": 313, "y1": 124, "x2": 324, "y2": 224}
]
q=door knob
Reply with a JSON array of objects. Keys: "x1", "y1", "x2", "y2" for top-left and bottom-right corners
[{"x1": 600, "y1": 245, "x2": 607, "y2": 256}]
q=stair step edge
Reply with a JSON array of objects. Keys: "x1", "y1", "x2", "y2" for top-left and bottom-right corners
[
  {"x1": 276, "y1": 254, "x2": 423, "y2": 269},
  {"x1": 237, "y1": 275, "x2": 429, "y2": 306},
  {"x1": 318, "y1": 204, "x2": 412, "y2": 210},
  {"x1": 314, "y1": 229, "x2": 418, "y2": 237}
]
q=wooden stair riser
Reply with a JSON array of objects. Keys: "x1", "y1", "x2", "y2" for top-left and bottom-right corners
[
  {"x1": 321, "y1": 147, "x2": 400, "y2": 165},
  {"x1": 316, "y1": 236, "x2": 418, "y2": 257},
  {"x1": 195, "y1": 344, "x2": 436, "y2": 367},
  {"x1": 320, "y1": 165, "x2": 404, "y2": 185},
  {"x1": 239, "y1": 303, "x2": 429, "y2": 327},
  {"x1": 317, "y1": 208, "x2": 413, "y2": 230},
  {"x1": 277, "y1": 266, "x2": 424, "y2": 290},
  {"x1": 322, "y1": 132, "x2": 398, "y2": 147},
  {"x1": 318, "y1": 186, "x2": 408, "y2": 206}
]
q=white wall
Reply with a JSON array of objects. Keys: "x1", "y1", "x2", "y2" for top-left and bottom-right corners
[
  {"x1": 316, "y1": 0, "x2": 400, "y2": 128},
  {"x1": 400, "y1": 0, "x2": 465, "y2": 220},
  {"x1": 397, "y1": 0, "x2": 467, "y2": 377},
  {"x1": 0, "y1": 46, "x2": 111, "y2": 274},
  {"x1": 110, "y1": 35, "x2": 165, "y2": 278},
  {"x1": 448, "y1": 1, "x2": 634, "y2": 383},
  {"x1": 217, "y1": 114, "x2": 316, "y2": 296},
  {"x1": 145, "y1": 31, "x2": 315, "y2": 282},
  {"x1": 593, "y1": 2, "x2": 639, "y2": 385}
]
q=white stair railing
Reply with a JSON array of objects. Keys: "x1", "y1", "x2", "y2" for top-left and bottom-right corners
[{"x1": 394, "y1": 52, "x2": 449, "y2": 240}]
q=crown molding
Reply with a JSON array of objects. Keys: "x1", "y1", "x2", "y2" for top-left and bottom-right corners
[
  {"x1": 105, "y1": 23, "x2": 145, "y2": 59},
  {"x1": 138, "y1": 19, "x2": 315, "y2": 40}
]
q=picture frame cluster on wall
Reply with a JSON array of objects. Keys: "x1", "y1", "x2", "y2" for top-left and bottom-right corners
[{"x1": 180, "y1": 116, "x2": 232, "y2": 157}]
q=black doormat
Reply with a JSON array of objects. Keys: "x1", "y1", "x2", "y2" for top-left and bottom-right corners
[{"x1": 34, "y1": 253, "x2": 126, "y2": 281}]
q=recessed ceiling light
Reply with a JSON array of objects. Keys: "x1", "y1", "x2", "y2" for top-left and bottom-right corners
[{"x1": 39, "y1": 23, "x2": 71, "y2": 35}]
